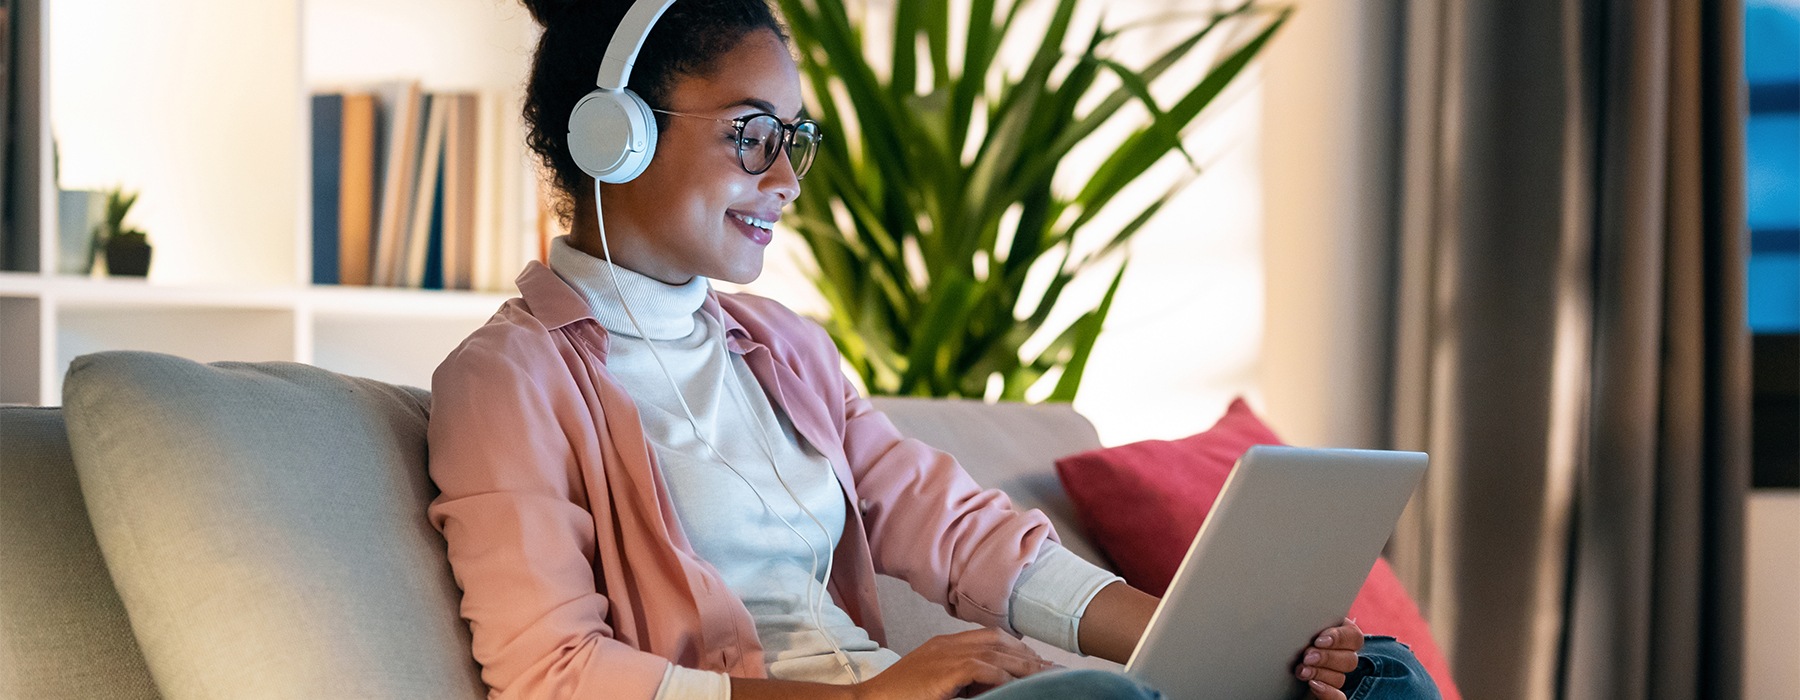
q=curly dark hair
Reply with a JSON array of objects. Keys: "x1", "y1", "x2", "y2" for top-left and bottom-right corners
[{"x1": 520, "y1": 0, "x2": 789, "y2": 226}]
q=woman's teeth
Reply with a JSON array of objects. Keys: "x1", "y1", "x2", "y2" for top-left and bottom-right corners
[{"x1": 731, "y1": 212, "x2": 774, "y2": 231}]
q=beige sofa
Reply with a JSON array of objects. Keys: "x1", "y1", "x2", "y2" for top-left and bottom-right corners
[{"x1": 0, "y1": 351, "x2": 1120, "y2": 699}]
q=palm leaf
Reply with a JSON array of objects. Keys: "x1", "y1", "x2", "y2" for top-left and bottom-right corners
[{"x1": 1046, "y1": 260, "x2": 1128, "y2": 402}]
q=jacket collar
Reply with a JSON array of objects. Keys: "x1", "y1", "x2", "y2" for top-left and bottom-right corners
[
  {"x1": 702, "y1": 292, "x2": 754, "y2": 351},
  {"x1": 516, "y1": 261, "x2": 592, "y2": 331}
]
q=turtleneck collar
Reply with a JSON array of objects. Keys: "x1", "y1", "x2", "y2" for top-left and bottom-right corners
[{"x1": 548, "y1": 235, "x2": 711, "y2": 340}]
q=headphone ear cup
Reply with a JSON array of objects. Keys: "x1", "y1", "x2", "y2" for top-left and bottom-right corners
[{"x1": 567, "y1": 88, "x2": 659, "y2": 184}]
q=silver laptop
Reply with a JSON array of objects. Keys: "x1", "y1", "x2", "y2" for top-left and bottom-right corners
[{"x1": 1123, "y1": 446, "x2": 1427, "y2": 700}]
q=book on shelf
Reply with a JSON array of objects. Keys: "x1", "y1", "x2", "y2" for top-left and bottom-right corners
[
  {"x1": 310, "y1": 90, "x2": 383, "y2": 286},
  {"x1": 401, "y1": 93, "x2": 446, "y2": 289},
  {"x1": 472, "y1": 91, "x2": 502, "y2": 293},
  {"x1": 421, "y1": 154, "x2": 445, "y2": 290},
  {"x1": 309, "y1": 83, "x2": 545, "y2": 293},
  {"x1": 0, "y1": 1, "x2": 17, "y2": 271},
  {"x1": 309, "y1": 93, "x2": 342, "y2": 285},
  {"x1": 442, "y1": 93, "x2": 478, "y2": 292},
  {"x1": 338, "y1": 92, "x2": 377, "y2": 286},
  {"x1": 372, "y1": 81, "x2": 424, "y2": 288}
]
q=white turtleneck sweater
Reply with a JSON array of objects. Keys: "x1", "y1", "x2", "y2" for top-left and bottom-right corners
[{"x1": 547, "y1": 237, "x2": 1120, "y2": 699}]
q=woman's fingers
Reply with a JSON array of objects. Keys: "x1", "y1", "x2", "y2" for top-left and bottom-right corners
[
  {"x1": 963, "y1": 658, "x2": 1018, "y2": 688},
  {"x1": 1307, "y1": 679, "x2": 1349, "y2": 700},
  {"x1": 960, "y1": 629, "x2": 1048, "y2": 667},
  {"x1": 949, "y1": 650, "x2": 1039, "y2": 698},
  {"x1": 1296, "y1": 620, "x2": 1362, "y2": 694},
  {"x1": 1315, "y1": 618, "x2": 1365, "y2": 650},
  {"x1": 1301, "y1": 647, "x2": 1360, "y2": 674},
  {"x1": 1296, "y1": 663, "x2": 1348, "y2": 688},
  {"x1": 971, "y1": 648, "x2": 1045, "y2": 680},
  {"x1": 937, "y1": 629, "x2": 1051, "y2": 690},
  {"x1": 862, "y1": 629, "x2": 1057, "y2": 700}
]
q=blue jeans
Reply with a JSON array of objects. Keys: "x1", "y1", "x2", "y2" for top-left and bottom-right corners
[
  {"x1": 1339, "y1": 637, "x2": 1442, "y2": 700},
  {"x1": 975, "y1": 637, "x2": 1440, "y2": 700},
  {"x1": 976, "y1": 668, "x2": 1164, "y2": 700}
]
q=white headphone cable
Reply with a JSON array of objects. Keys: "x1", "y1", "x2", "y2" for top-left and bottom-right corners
[
  {"x1": 717, "y1": 338, "x2": 861, "y2": 683},
  {"x1": 590, "y1": 180, "x2": 860, "y2": 683}
]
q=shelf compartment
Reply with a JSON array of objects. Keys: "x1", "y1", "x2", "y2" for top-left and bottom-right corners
[
  {"x1": 1, "y1": 298, "x2": 47, "y2": 404},
  {"x1": 308, "y1": 311, "x2": 494, "y2": 391},
  {"x1": 53, "y1": 307, "x2": 300, "y2": 403},
  {"x1": 301, "y1": 283, "x2": 512, "y2": 318}
]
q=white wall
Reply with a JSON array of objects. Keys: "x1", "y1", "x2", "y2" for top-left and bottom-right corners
[
  {"x1": 50, "y1": 0, "x2": 302, "y2": 287},
  {"x1": 1257, "y1": 0, "x2": 1400, "y2": 450},
  {"x1": 303, "y1": 0, "x2": 536, "y2": 91}
]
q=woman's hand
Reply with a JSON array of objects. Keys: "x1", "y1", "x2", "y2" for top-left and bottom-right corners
[
  {"x1": 852, "y1": 628, "x2": 1053, "y2": 700},
  {"x1": 1295, "y1": 617, "x2": 1366, "y2": 699}
]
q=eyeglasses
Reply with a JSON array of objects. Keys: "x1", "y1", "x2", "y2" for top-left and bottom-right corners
[{"x1": 651, "y1": 108, "x2": 821, "y2": 179}]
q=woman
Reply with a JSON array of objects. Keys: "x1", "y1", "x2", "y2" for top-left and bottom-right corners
[{"x1": 426, "y1": 1, "x2": 1440, "y2": 698}]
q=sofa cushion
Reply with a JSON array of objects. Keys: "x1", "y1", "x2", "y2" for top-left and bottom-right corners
[
  {"x1": 61, "y1": 351, "x2": 484, "y2": 698},
  {"x1": 867, "y1": 396, "x2": 1117, "y2": 670},
  {"x1": 868, "y1": 397, "x2": 1108, "y2": 567},
  {"x1": 1054, "y1": 397, "x2": 1460, "y2": 698},
  {"x1": 1054, "y1": 398, "x2": 1282, "y2": 595},
  {"x1": 0, "y1": 406, "x2": 160, "y2": 699}
]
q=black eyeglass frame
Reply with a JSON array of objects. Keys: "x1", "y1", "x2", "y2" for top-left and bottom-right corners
[{"x1": 650, "y1": 108, "x2": 822, "y2": 179}]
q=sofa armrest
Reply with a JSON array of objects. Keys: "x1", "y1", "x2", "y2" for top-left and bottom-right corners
[{"x1": 0, "y1": 405, "x2": 159, "y2": 699}]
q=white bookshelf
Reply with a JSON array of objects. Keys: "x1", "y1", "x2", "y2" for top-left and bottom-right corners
[
  {"x1": 0, "y1": 0, "x2": 540, "y2": 406},
  {"x1": 0, "y1": 271, "x2": 513, "y2": 404}
]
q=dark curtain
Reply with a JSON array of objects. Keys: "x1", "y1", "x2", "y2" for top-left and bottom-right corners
[{"x1": 1386, "y1": 0, "x2": 1750, "y2": 698}]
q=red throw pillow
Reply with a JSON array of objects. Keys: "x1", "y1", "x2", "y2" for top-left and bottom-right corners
[{"x1": 1054, "y1": 398, "x2": 1460, "y2": 699}]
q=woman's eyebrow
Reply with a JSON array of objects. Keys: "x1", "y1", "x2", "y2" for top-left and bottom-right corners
[{"x1": 717, "y1": 97, "x2": 804, "y2": 120}]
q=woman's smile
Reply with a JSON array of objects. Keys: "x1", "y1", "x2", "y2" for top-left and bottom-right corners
[{"x1": 728, "y1": 210, "x2": 776, "y2": 246}]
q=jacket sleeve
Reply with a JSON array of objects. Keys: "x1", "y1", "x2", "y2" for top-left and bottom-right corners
[
  {"x1": 825, "y1": 337, "x2": 1056, "y2": 632},
  {"x1": 426, "y1": 323, "x2": 672, "y2": 699}
]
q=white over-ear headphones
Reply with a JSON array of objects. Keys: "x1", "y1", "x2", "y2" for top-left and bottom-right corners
[{"x1": 567, "y1": 0, "x2": 677, "y2": 184}]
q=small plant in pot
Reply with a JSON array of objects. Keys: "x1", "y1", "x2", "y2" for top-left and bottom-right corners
[{"x1": 95, "y1": 187, "x2": 152, "y2": 277}]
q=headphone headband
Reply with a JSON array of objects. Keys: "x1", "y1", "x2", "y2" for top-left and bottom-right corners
[
  {"x1": 596, "y1": 0, "x2": 677, "y2": 91},
  {"x1": 569, "y1": 0, "x2": 675, "y2": 183}
]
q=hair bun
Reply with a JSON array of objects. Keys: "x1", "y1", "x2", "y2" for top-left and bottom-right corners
[{"x1": 519, "y1": 0, "x2": 582, "y2": 27}]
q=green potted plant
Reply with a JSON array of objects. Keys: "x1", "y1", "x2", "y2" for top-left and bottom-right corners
[
  {"x1": 95, "y1": 187, "x2": 152, "y2": 277},
  {"x1": 774, "y1": 0, "x2": 1286, "y2": 402}
]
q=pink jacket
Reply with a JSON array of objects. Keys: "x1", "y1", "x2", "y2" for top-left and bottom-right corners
[{"x1": 427, "y1": 262, "x2": 1057, "y2": 699}]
